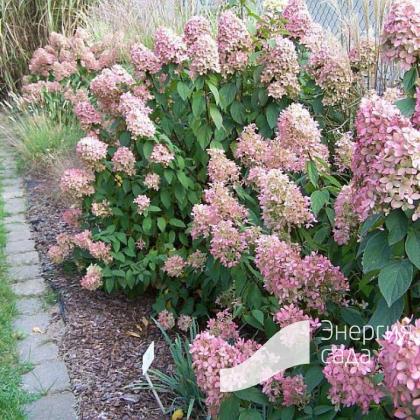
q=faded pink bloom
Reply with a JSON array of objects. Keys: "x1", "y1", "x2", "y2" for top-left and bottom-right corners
[
  {"x1": 149, "y1": 144, "x2": 174, "y2": 167},
  {"x1": 207, "y1": 149, "x2": 239, "y2": 185},
  {"x1": 157, "y1": 310, "x2": 176, "y2": 330},
  {"x1": 323, "y1": 345, "x2": 384, "y2": 413},
  {"x1": 80, "y1": 264, "x2": 103, "y2": 291},
  {"x1": 62, "y1": 208, "x2": 82, "y2": 227},
  {"x1": 130, "y1": 43, "x2": 161, "y2": 75},
  {"x1": 162, "y1": 255, "x2": 186, "y2": 277},
  {"x1": 189, "y1": 34, "x2": 220, "y2": 78},
  {"x1": 183, "y1": 16, "x2": 212, "y2": 48},
  {"x1": 177, "y1": 314, "x2": 193, "y2": 332},
  {"x1": 74, "y1": 101, "x2": 102, "y2": 129},
  {"x1": 207, "y1": 309, "x2": 240, "y2": 342},
  {"x1": 112, "y1": 147, "x2": 136, "y2": 176},
  {"x1": 91, "y1": 200, "x2": 113, "y2": 218},
  {"x1": 144, "y1": 172, "x2": 160, "y2": 190},
  {"x1": 333, "y1": 184, "x2": 359, "y2": 245},
  {"x1": 60, "y1": 168, "x2": 95, "y2": 200},
  {"x1": 282, "y1": 0, "x2": 313, "y2": 39},
  {"x1": 133, "y1": 194, "x2": 150, "y2": 214},
  {"x1": 235, "y1": 124, "x2": 269, "y2": 168},
  {"x1": 274, "y1": 304, "x2": 321, "y2": 333},
  {"x1": 262, "y1": 372, "x2": 308, "y2": 407},
  {"x1": 334, "y1": 132, "x2": 354, "y2": 172},
  {"x1": 187, "y1": 250, "x2": 207, "y2": 271},
  {"x1": 76, "y1": 136, "x2": 108, "y2": 171},
  {"x1": 154, "y1": 27, "x2": 188, "y2": 65}
]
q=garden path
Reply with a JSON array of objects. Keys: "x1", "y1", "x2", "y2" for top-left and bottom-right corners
[{"x1": 0, "y1": 145, "x2": 77, "y2": 419}]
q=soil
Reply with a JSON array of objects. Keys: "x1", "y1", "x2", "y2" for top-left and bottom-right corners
[{"x1": 24, "y1": 175, "x2": 174, "y2": 420}]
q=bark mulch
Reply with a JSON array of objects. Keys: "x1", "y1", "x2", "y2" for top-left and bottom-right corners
[{"x1": 25, "y1": 175, "x2": 174, "y2": 420}]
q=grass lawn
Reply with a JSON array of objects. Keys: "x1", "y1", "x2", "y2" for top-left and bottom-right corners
[{"x1": 0, "y1": 176, "x2": 31, "y2": 418}]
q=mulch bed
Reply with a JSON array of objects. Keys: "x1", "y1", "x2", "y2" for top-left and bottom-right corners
[{"x1": 25, "y1": 175, "x2": 174, "y2": 420}]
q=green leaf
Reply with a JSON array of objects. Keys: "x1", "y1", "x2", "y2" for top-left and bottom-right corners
[
  {"x1": 142, "y1": 217, "x2": 152, "y2": 233},
  {"x1": 362, "y1": 231, "x2": 391, "y2": 273},
  {"x1": 359, "y1": 213, "x2": 383, "y2": 237},
  {"x1": 307, "y1": 161, "x2": 319, "y2": 187},
  {"x1": 304, "y1": 366, "x2": 324, "y2": 392},
  {"x1": 406, "y1": 229, "x2": 420, "y2": 269},
  {"x1": 265, "y1": 103, "x2": 279, "y2": 129},
  {"x1": 251, "y1": 309, "x2": 264, "y2": 326},
  {"x1": 169, "y1": 218, "x2": 186, "y2": 228},
  {"x1": 207, "y1": 81, "x2": 220, "y2": 105},
  {"x1": 239, "y1": 410, "x2": 263, "y2": 420},
  {"x1": 368, "y1": 297, "x2": 404, "y2": 335},
  {"x1": 192, "y1": 92, "x2": 206, "y2": 117},
  {"x1": 340, "y1": 307, "x2": 365, "y2": 327},
  {"x1": 280, "y1": 407, "x2": 295, "y2": 420},
  {"x1": 230, "y1": 101, "x2": 245, "y2": 124},
  {"x1": 119, "y1": 131, "x2": 131, "y2": 146},
  {"x1": 219, "y1": 83, "x2": 237, "y2": 109},
  {"x1": 160, "y1": 190, "x2": 171, "y2": 209},
  {"x1": 157, "y1": 217, "x2": 166, "y2": 232},
  {"x1": 209, "y1": 104, "x2": 223, "y2": 129},
  {"x1": 310, "y1": 190, "x2": 330, "y2": 215},
  {"x1": 177, "y1": 81, "x2": 191, "y2": 101},
  {"x1": 379, "y1": 260, "x2": 413, "y2": 306},
  {"x1": 143, "y1": 141, "x2": 154, "y2": 159},
  {"x1": 218, "y1": 395, "x2": 240, "y2": 420},
  {"x1": 385, "y1": 210, "x2": 408, "y2": 245},
  {"x1": 402, "y1": 67, "x2": 417, "y2": 93},
  {"x1": 396, "y1": 98, "x2": 416, "y2": 117},
  {"x1": 235, "y1": 387, "x2": 269, "y2": 405}
]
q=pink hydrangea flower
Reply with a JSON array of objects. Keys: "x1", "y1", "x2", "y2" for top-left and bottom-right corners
[
  {"x1": 80, "y1": 264, "x2": 103, "y2": 291},
  {"x1": 149, "y1": 144, "x2": 174, "y2": 167},
  {"x1": 112, "y1": 147, "x2": 136, "y2": 176},
  {"x1": 183, "y1": 16, "x2": 212, "y2": 48},
  {"x1": 74, "y1": 101, "x2": 102, "y2": 130},
  {"x1": 381, "y1": 0, "x2": 420, "y2": 70},
  {"x1": 260, "y1": 36, "x2": 300, "y2": 100},
  {"x1": 274, "y1": 304, "x2": 321, "y2": 333},
  {"x1": 91, "y1": 200, "x2": 113, "y2": 218},
  {"x1": 334, "y1": 132, "x2": 354, "y2": 172},
  {"x1": 207, "y1": 309, "x2": 240, "y2": 342},
  {"x1": 62, "y1": 208, "x2": 82, "y2": 227},
  {"x1": 282, "y1": 0, "x2": 313, "y2": 39},
  {"x1": 144, "y1": 172, "x2": 160, "y2": 190},
  {"x1": 60, "y1": 168, "x2": 95, "y2": 200},
  {"x1": 177, "y1": 314, "x2": 193, "y2": 332},
  {"x1": 154, "y1": 27, "x2": 188, "y2": 65},
  {"x1": 323, "y1": 345, "x2": 384, "y2": 413},
  {"x1": 130, "y1": 43, "x2": 161, "y2": 75},
  {"x1": 207, "y1": 149, "x2": 239, "y2": 185},
  {"x1": 186, "y1": 250, "x2": 207, "y2": 271},
  {"x1": 189, "y1": 34, "x2": 220, "y2": 78},
  {"x1": 88, "y1": 240, "x2": 113, "y2": 264},
  {"x1": 133, "y1": 194, "x2": 150, "y2": 214},
  {"x1": 378, "y1": 318, "x2": 420, "y2": 419},
  {"x1": 157, "y1": 310, "x2": 175, "y2": 330},
  {"x1": 22, "y1": 81, "x2": 62, "y2": 103},
  {"x1": 235, "y1": 124, "x2": 269, "y2": 168},
  {"x1": 217, "y1": 11, "x2": 252, "y2": 75},
  {"x1": 333, "y1": 184, "x2": 359, "y2": 245},
  {"x1": 76, "y1": 136, "x2": 108, "y2": 171},
  {"x1": 162, "y1": 255, "x2": 186, "y2": 277},
  {"x1": 262, "y1": 372, "x2": 308, "y2": 407}
]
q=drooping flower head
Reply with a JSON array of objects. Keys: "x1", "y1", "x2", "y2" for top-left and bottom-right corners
[
  {"x1": 112, "y1": 147, "x2": 136, "y2": 176},
  {"x1": 81, "y1": 264, "x2": 103, "y2": 291},
  {"x1": 183, "y1": 16, "x2": 212, "y2": 48},
  {"x1": 154, "y1": 27, "x2": 188, "y2": 65},
  {"x1": 282, "y1": 0, "x2": 313, "y2": 39},
  {"x1": 76, "y1": 136, "x2": 108, "y2": 171},
  {"x1": 130, "y1": 43, "x2": 161, "y2": 75},
  {"x1": 207, "y1": 148, "x2": 239, "y2": 185},
  {"x1": 189, "y1": 34, "x2": 220, "y2": 78},
  {"x1": 333, "y1": 184, "x2": 359, "y2": 245},
  {"x1": 60, "y1": 168, "x2": 95, "y2": 200},
  {"x1": 157, "y1": 310, "x2": 176, "y2": 330}
]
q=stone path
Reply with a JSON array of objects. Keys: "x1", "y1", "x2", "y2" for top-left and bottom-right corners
[{"x1": 0, "y1": 146, "x2": 77, "y2": 419}]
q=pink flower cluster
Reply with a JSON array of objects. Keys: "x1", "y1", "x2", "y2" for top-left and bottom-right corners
[
  {"x1": 260, "y1": 36, "x2": 300, "y2": 100},
  {"x1": 323, "y1": 345, "x2": 384, "y2": 413},
  {"x1": 276, "y1": 103, "x2": 328, "y2": 172},
  {"x1": 22, "y1": 80, "x2": 61, "y2": 103},
  {"x1": 255, "y1": 235, "x2": 349, "y2": 312},
  {"x1": 334, "y1": 131, "x2": 354, "y2": 172},
  {"x1": 157, "y1": 310, "x2": 176, "y2": 330},
  {"x1": 149, "y1": 144, "x2": 174, "y2": 167},
  {"x1": 258, "y1": 169, "x2": 314, "y2": 231},
  {"x1": 133, "y1": 195, "x2": 150, "y2": 215},
  {"x1": 177, "y1": 314, "x2": 193, "y2": 332},
  {"x1": 91, "y1": 200, "x2": 113, "y2": 218},
  {"x1": 207, "y1": 309, "x2": 240, "y2": 342},
  {"x1": 413, "y1": 87, "x2": 420, "y2": 129},
  {"x1": 74, "y1": 101, "x2": 102, "y2": 130},
  {"x1": 378, "y1": 318, "x2": 420, "y2": 419},
  {"x1": 76, "y1": 136, "x2": 108, "y2": 171},
  {"x1": 183, "y1": 16, "x2": 211, "y2": 48},
  {"x1": 60, "y1": 168, "x2": 95, "y2": 200},
  {"x1": 90, "y1": 65, "x2": 134, "y2": 113},
  {"x1": 186, "y1": 250, "x2": 207, "y2": 271},
  {"x1": 234, "y1": 124, "x2": 269, "y2": 168},
  {"x1": 190, "y1": 313, "x2": 260, "y2": 414},
  {"x1": 308, "y1": 41, "x2": 353, "y2": 106},
  {"x1": 352, "y1": 95, "x2": 420, "y2": 221},
  {"x1": 118, "y1": 92, "x2": 155, "y2": 138},
  {"x1": 112, "y1": 147, "x2": 136, "y2": 176},
  {"x1": 154, "y1": 27, "x2": 188, "y2": 65},
  {"x1": 348, "y1": 38, "x2": 376, "y2": 73},
  {"x1": 381, "y1": 0, "x2": 420, "y2": 70},
  {"x1": 217, "y1": 11, "x2": 252, "y2": 75},
  {"x1": 144, "y1": 172, "x2": 160, "y2": 190},
  {"x1": 130, "y1": 43, "x2": 161, "y2": 76},
  {"x1": 333, "y1": 184, "x2": 359, "y2": 245},
  {"x1": 80, "y1": 264, "x2": 103, "y2": 291},
  {"x1": 207, "y1": 148, "x2": 239, "y2": 185},
  {"x1": 62, "y1": 208, "x2": 82, "y2": 227},
  {"x1": 282, "y1": 0, "x2": 313, "y2": 39},
  {"x1": 162, "y1": 255, "x2": 186, "y2": 277},
  {"x1": 274, "y1": 304, "x2": 320, "y2": 333},
  {"x1": 262, "y1": 372, "x2": 307, "y2": 407}
]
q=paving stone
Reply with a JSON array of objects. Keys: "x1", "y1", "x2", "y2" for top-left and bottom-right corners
[
  {"x1": 7, "y1": 251, "x2": 40, "y2": 266},
  {"x1": 2, "y1": 178, "x2": 21, "y2": 188},
  {"x1": 2, "y1": 185, "x2": 25, "y2": 200},
  {"x1": 4, "y1": 213, "x2": 26, "y2": 225},
  {"x1": 9, "y1": 265, "x2": 41, "y2": 282},
  {"x1": 6, "y1": 225, "x2": 33, "y2": 242},
  {"x1": 16, "y1": 298, "x2": 44, "y2": 315},
  {"x1": 22, "y1": 360, "x2": 71, "y2": 394},
  {"x1": 18, "y1": 336, "x2": 59, "y2": 364},
  {"x1": 5, "y1": 238, "x2": 36, "y2": 255},
  {"x1": 4, "y1": 197, "x2": 26, "y2": 214},
  {"x1": 11, "y1": 278, "x2": 46, "y2": 296},
  {"x1": 26, "y1": 392, "x2": 77, "y2": 420},
  {"x1": 13, "y1": 313, "x2": 50, "y2": 335}
]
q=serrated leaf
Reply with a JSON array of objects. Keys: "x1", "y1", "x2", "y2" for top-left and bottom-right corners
[
  {"x1": 307, "y1": 161, "x2": 319, "y2": 187},
  {"x1": 169, "y1": 218, "x2": 186, "y2": 228},
  {"x1": 209, "y1": 104, "x2": 223, "y2": 129},
  {"x1": 218, "y1": 395, "x2": 240, "y2": 420},
  {"x1": 265, "y1": 103, "x2": 279, "y2": 129},
  {"x1": 230, "y1": 101, "x2": 245, "y2": 124},
  {"x1": 362, "y1": 231, "x2": 391, "y2": 273},
  {"x1": 219, "y1": 83, "x2": 237, "y2": 109},
  {"x1": 385, "y1": 210, "x2": 408, "y2": 245},
  {"x1": 406, "y1": 229, "x2": 420, "y2": 269},
  {"x1": 403, "y1": 67, "x2": 417, "y2": 93},
  {"x1": 157, "y1": 217, "x2": 166, "y2": 232},
  {"x1": 368, "y1": 297, "x2": 404, "y2": 335},
  {"x1": 379, "y1": 260, "x2": 413, "y2": 306},
  {"x1": 311, "y1": 190, "x2": 330, "y2": 215},
  {"x1": 234, "y1": 387, "x2": 269, "y2": 405},
  {"x1": 396, "y1": 98, "x2": 416, "y2": 117},
  {"x1": 192, "y1": 92, "x2": 206, "y2": 117},
  {"x1": 177, "y1": 81, "x2": 191, "y2": 101}
]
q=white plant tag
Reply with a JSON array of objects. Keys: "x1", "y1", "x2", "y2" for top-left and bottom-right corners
[{"x1": 142, "y1": 341, "x2": 155, "y2": 375}]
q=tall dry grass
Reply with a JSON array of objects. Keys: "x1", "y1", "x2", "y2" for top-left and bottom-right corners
[
  {"x1": 81, "y1": 0, "x2": 226, "y2": 48},
  {"x1": 0, "y1": 0, "x2": 95, "y2": 95}
]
